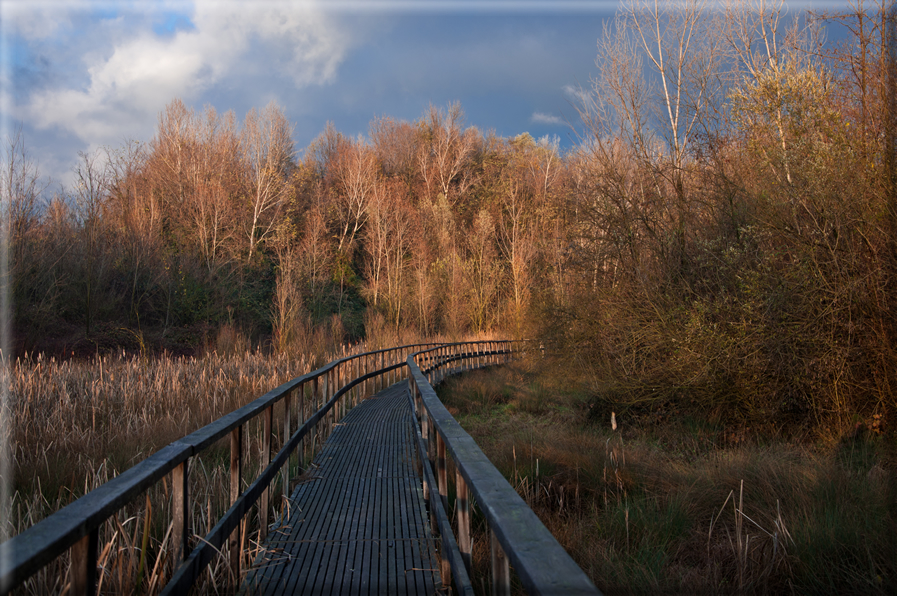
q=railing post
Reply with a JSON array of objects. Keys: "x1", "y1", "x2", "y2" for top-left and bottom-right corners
[
  {"x1": 284, "y1": 388, "x2": 293, "y2": 502},
  {"x1": 260, "y1": 405, "x2": 273, "y2": 541},
  {"x1": 335, "y1": 363, "x2": 341, "y2": 422},
  {"x1": 339, "y1": 362, "x2": 346, "y2": 417},
  {"x1": 456, "y1": 470, "x2": 471, "y2": 572},
  {"x1": 420, "y1": 407, "x2": 430, "y2": 505},
  {"x1": 70, "y1": 527, "x2": 98, "y2": 596},
  {"x1": 377, "y1": 352, "x2": 383, "y2": 392},
  {"x1": 491, "y1": 529, "x2": 510, "y2": 596},
  {"x1": 300, "y1": 383, "x2": 308, "y2": 472},
  {"x1": 364, "y1": 353, "x2": 370, "y2": 397},
  {"x1": 172, "y1": 459, "x2": 190, "y2": 565},
  {"x1": 427, "y1": 417, "x2": 436, "y2": 470},
  {"x1": 354, "y1": 357, "x2": 360, "y2": 406},
  {"x1": 437, "y1": 433, "x2": 448, "y2": 513},
  {"x1": 229, "y1": 424, "x2": 243, "y2": 582},
  {"x1": 321, "y1": 372, "x2": 330, "y2": 441},
  {"x1": 330, "y1": 367, "x2": 336, "y2": 430},
  {"x1": 307, "y1": 376, "x2": 321, "y2": 456}
]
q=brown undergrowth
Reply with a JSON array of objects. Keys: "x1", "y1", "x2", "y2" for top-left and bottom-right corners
[{"x1": 437, "y1": 358, "x2": 896, "y2": 595}]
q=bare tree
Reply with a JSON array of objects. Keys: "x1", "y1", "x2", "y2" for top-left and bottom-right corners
[
  {"x1": 331, "y1": 137, "x2": 376, "y2": 254},
  {"x1": 105, "y1": 139, "x2": 161, "y2": 326},
  {"x1": 2, "y1": 126, "x2": 50, "y2": 342},
  {"x1": 723, "y1": 0, "x2": 822, "y2": 186},
  {"x1": 271, "y1": 223, "x2": 304, "y2": 353},
  {"x1": 370, "y1": 116, "x2": 420, "y2": 194},
  {"x1": 2, "y1": 127, "x2": 46, "y2": 284},
  {"x1": 296, "y1": 203, "x2": 334, "y2": 322},
  {"x1": 418, "y1": 103, "x2": 480, "y2": 205},
  {"x1": 71, "y1": 149, "x2": 110, "y2": 335},
  {"x1": 466, "y1": 209, "x2": 499, "y2": 333},
  {"x1": 192, "y1": 107, "x2": 241, "y2": 270},
  {"x1": 242, "y1": 101, "x2": 295, "y2": 261},
  {"x1": 497, "y1": 176, "x2": 537, "y2": 329}
]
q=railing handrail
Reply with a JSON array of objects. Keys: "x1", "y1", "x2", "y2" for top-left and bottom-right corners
[
  {"x1": 407, "y1": 342, "x2": 601, "y2": 595},
  {"x1": 0, "y1": 341, "x2": 444, "y2": 594},
  {"x1": 161, "y1": 359, "x2": 411, "y2": 594}
]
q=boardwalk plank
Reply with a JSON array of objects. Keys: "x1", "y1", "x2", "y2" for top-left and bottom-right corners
[{"x1": 244, "y1": 383, "x2": 438, "y2": 595}]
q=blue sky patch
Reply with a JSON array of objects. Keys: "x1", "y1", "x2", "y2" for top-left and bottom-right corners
[{"x1": 152, "y1": 12, "x2": 196, "y2": 37}]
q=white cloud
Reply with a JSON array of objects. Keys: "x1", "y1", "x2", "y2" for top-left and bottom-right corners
[
  {"x1": 531, "y1": 111, "x2": 564, "y2": 125},
  {"x1": 4, "y1": 1, "x2": 75, "y2": 41},
  {"x1": 562, "y1": 83, "x2": 590, "y2": 105},
  {"x1": 20, "y1": 2, "x2": 352, "y2": 152}
]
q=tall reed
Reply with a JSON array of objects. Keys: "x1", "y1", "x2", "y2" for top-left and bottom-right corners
[{"x1": 2, "y1": 345, "x2": 359, "y2": 594}]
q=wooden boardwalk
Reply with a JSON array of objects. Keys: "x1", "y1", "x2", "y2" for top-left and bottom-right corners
[{"x1": 242, "y1": 383, "x2": 440, "y2": 595}]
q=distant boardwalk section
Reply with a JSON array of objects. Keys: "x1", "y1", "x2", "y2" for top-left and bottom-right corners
[{"x1": 242, "y1": 383, "x2": 438, "y2": 594}]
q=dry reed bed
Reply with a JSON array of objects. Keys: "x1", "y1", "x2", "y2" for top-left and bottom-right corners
[{"x1": 2, "y1": 346, "x2": 357, "y2": 594}]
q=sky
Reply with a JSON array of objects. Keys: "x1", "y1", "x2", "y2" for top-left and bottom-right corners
[{"x1": 0, "y1": 0, "x2": 855, "y2": 191}]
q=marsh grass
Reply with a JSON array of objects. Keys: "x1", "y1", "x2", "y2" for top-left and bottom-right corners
[
  {"x1": 437, "y1": 359, "x2": 896, "y2": 595},
  {"x1": 2, "y1": 346, "x2": 352, "y2": 594}
]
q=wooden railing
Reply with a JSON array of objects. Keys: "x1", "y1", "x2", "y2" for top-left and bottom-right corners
[
  {"x1": 0, "y1": 342, "x2": 441, "y2": 595},
  {"x1": 1, "y1": 340, "x2": 600, "y2": 595},
  {"x1": 408, "y1": 342, "x2": 601, "y2": 595}
]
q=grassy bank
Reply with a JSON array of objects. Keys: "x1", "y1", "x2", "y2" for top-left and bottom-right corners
[{"x1": 437, "y1": 360, "x2": 896, "y2": 595}]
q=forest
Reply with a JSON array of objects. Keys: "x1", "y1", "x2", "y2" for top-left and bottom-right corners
[{"x1": 3, "y1": 0, "x2": 896, "y2": 436}]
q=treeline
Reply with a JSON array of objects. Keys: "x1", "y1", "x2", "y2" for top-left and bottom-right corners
[
  {"x1": 5, "y1": 99, "x2": 567, "y2": 355},
  {"x1": 3, "y1": 0, "x2": 895, "y2": 432}
]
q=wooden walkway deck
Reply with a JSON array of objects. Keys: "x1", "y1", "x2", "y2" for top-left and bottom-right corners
[{"x1": 242, "y1": 383, "x2": 440, "y2": 595}]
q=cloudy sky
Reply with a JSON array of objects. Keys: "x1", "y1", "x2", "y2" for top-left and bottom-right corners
[{"x1": 1, "y1": 0, "x2": 849, "y2": 190}]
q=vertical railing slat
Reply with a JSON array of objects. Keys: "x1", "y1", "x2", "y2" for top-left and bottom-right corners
[
  {"x1": 283, "y1": 388, "x2": 293, "y2": 503},
  {"x1": 172, "y1": 460, "x2": 189, "y2": 564},
  {"x1": 259, "y1": 405, "x2": 273, "y2": 542},
  {"x1": 457, "y1": 470, "x2": 471, "y2": 572},
  {"x1": 229, "y1": 424, "x2": 243, "y2": 581},
  {"x1": 437, "y1": 433, "x2": 448, "y2": 513},
  {"x1": 491, "y1": 529, "x2": 511, "y2": 596},
  {"x1": 70, "y1": 527, "x2": 98, "y2": 596}
]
